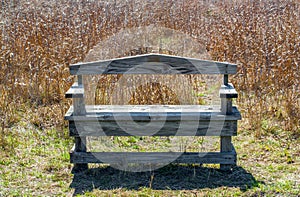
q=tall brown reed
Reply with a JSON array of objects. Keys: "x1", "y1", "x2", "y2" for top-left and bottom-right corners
[{"x1": 0, "y1": 0, "x2": 299, "y2": 145}]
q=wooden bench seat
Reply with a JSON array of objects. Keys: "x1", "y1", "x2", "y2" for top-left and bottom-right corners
[
  {"x1": 65, "y1": 105, "x2": 241, "y2": 137},
  {"x1": 65, "y1": 105, "x2": 241, "y2": 121}
]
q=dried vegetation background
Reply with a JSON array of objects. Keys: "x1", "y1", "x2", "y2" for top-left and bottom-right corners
[{"x1": 0, "y1": 0, "x2": 299, "y2": 148}]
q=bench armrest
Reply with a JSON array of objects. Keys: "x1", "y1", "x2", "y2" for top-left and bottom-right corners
[
  {"x1": 65, "y1": 82, "x2": 84, "y2": 98},
  {"x1": 219, "y1": 83, "x2": 238, "y2": 98}
]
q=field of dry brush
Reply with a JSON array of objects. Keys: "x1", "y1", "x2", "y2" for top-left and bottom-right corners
[{"x1": 0, "y1": 0, "x2": 299, "y2": 147}]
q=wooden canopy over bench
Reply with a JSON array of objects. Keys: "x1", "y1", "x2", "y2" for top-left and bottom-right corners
[{"x1": 65, "y1": 53, "x2": 241, "y2": 171}]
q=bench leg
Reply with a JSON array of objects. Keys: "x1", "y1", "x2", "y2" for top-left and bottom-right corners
[
  {"x1": 73, "y1": 137, "x2": 88, "y2": 172},
  {"x1": 220, "y1": 136, "x2": 233, "y2": 171}
]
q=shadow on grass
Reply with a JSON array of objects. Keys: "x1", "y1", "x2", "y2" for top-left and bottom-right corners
[{"x1": 70, "y1": 164, "x2": 262, "y2": 195}]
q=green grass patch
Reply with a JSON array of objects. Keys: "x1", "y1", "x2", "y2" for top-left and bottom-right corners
[{"x1": 0, "y1": 120, "x2": 299, "y2": 196}]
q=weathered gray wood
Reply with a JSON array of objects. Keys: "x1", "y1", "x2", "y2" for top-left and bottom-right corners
[
  {"x1": 69, "y1": 54, "x2": 237, "y2": 75},
  {"x1": 77, "y1": 75, "x2": 83, "y2": 84},
  {"x1": 72, "y1": 75, "x2": 88, "y2": 171},
  {"x1": 70, "y1": 152, "x2": 236, "y2": 164},
  {"x1": 74, "y1": 138, "x2": 87, "y2": 152},
  {"x1": 221, "y1": 98, "x2": 233, "y2": 115},
  {"x1": 224, "y1": 74, "x2": 229, "y2": 85},
  {"x1": 69, "y1": 120, "x2": 237, "y2": 136},
  {"x1": 73, "y1": 99, "x2": 86, "y2": 115},
  {"x1": 73, "y1": 75, "x2": 85, "y2": 115},
  {"x1": 231, "y1": 143, "x2": 237, "y2": 167},
  {"x1": 221, "y1": 137, "x2": 232, "y2": 152},
  {"x1": 220, "y1": 78, "x2": 235, "y2": 171},
  {"x1": 64, "y1": 55, "x2": 241, "y2": 170},
  {"x1": 65, "y1": 82, "x2": 84, "y2": 98},
  {"x1": 219, "y1": 83, "x2": 238, "y2": 98},
  {"x1": 220, "y1": 136, "x2": 233, "y2": 171},
  {"x1": 64, "y1": 105, "x2": 242, "y2": 121}
]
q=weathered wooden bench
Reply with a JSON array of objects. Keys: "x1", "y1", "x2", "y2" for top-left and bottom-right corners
[{"x1": 65, "y1": 53, "x2": 241, "y2": 171}]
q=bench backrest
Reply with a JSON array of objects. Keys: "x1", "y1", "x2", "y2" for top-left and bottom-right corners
[
  {"x1": 70, "y1": 53, "x2": 237, "y2": 76},
  {"x1": 67, "y1": 53, "x2": 238, "y2": 114}
]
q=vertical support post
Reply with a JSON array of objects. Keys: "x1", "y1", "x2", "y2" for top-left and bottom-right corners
[
  {"x1": 223, "y1": 74, "x2": 228, "y2": 85},
  {"x1": 220, "y1": 74, "x2": 234, "y2": 171},
  {"x1": 72, "y1": 75, "x2": 88, "y2": 172},
  {"x1": 221, "y1": 98, "x2": 233, "y2": 115},
  {"x1": 220, "y1": 136, "x2": 232, "y2": 171}
]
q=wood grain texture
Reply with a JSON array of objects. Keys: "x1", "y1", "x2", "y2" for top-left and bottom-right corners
[
  {"x1": 72, "y1": 75, "x2": 88, "y2": 170},
  {"x1": 223, "y1": 74, "x2": 229, "y2": 85},
  {"x1": 220, "y1": 136, "x2": 234, "y2": 170},
  {"x1": 64, "y1": 105, "x2": 242, "y2": 121},
  {"x1": 65, "y1": 82, "x2": 84, "y2": 98},
  {"x1": 220, "y1": 81, "x2": 235, "y2": 171},
  {"x1": 70, "y1": 151, "x2": 237, "y2": 164},
  {"x1": 72, "y1": 75, "x2": 86, "y2": 116},
  {"x1": 64, "y1": 57, "x2": 241, "y2": 169},
  {"x1": 69, "y1": 53, "x2": 237, "y2": 75},
  {"x1": 68, "y1": 120, "x2": 237, "y2": 136},
  {"x1": 221, "y1": 98, "x2": 233, "y2": 115},
  {"x1": 219, "y1": 83, "x2": 238, "y2": 98},
  {"x1": 73, "y1": 98, "x2": 86, "y2": 115},
  {"x1": 75, "y1": 137, "x2": 87, "y2": 152},
  {"x1": 221, "y1": 137, "x2": 232, "y2": 152}
]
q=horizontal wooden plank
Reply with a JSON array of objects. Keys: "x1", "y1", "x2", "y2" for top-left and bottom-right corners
[
  {"x1": 68, "y1": 120, "x2": 237, "y2": 136},
  {"x1": 64, "y1": 105, "x2": 242, "y2": 121},
  {"x1": 219, "y1": 83, "x2": 238, "y2": 98},
  {"x1": 70, "y1": 151, "x2": 236, "y2": 164},
  {"x1": 65, "y1": 82, "x2": 84, "y2": 98},
  {"x1": 70, "y1": 53, "x2": 237, "y2": 75}
]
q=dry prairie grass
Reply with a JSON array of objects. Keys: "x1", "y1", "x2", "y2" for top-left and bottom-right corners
[{"x1": 0, "y1": 0, "x2": 299, "y2": 148}]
